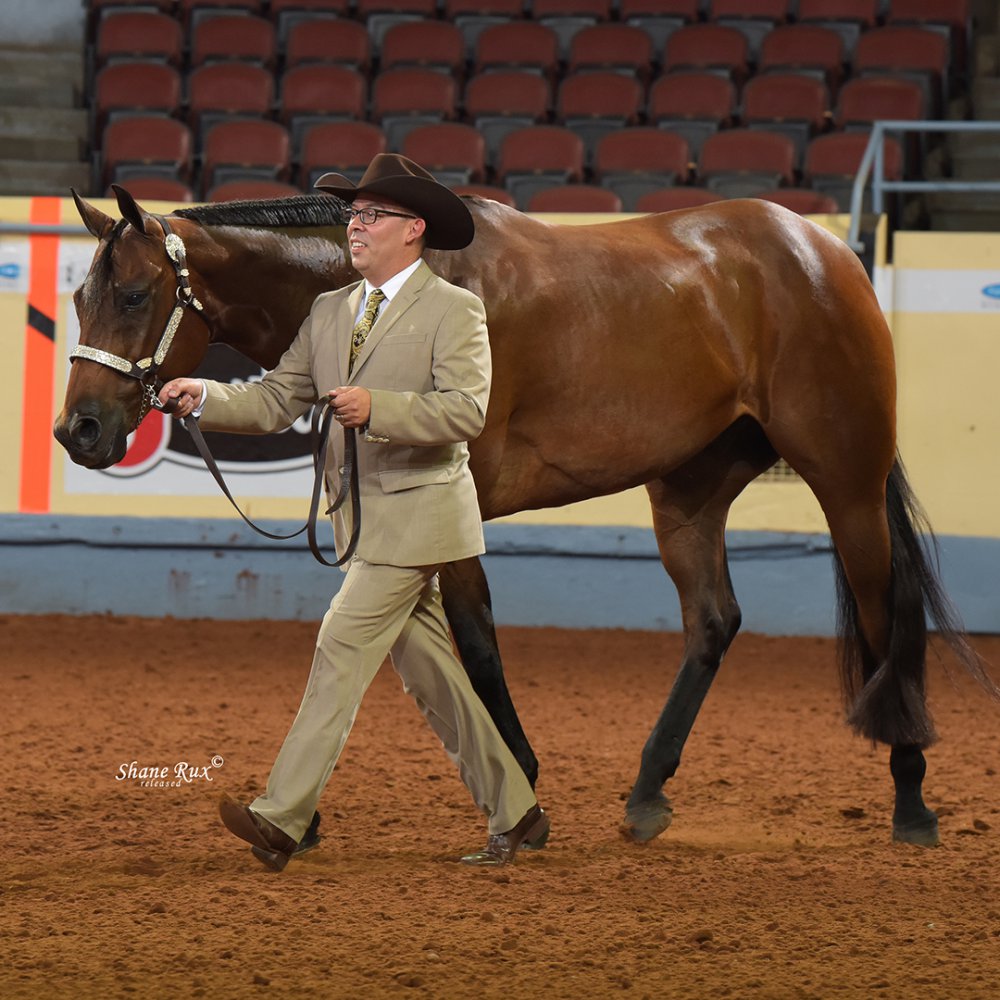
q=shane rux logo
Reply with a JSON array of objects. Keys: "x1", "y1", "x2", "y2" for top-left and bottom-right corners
[{"x1": 116, "y1": 755, "x2": 225, "y2": 788}]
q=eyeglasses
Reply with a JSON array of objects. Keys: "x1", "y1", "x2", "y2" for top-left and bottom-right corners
[{"x1": 348, "y1": 207, "x2": 417, "y2": 225}]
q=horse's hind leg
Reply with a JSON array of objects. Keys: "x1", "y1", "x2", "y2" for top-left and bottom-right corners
[
  {"x1": 439, "y1": 556, "x2": 539, "y2": 789},
  {"x1": 624, "y1": 419, "x2": 776, "y2": 842}
]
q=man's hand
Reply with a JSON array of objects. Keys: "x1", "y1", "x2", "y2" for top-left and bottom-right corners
[
  {"x1": 159, "y1": 378, "x2": 204, "y2": 419},
  {"x1": 328, "y1": 386, "x2": 371, "y2": 429}
]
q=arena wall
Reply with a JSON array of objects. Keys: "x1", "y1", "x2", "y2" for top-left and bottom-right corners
[{"x1": 2, "y1": 196, "x2": 998, "y2": 633}]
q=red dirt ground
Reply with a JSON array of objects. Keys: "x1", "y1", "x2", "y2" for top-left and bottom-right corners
[{"x1": 3, "y1": 615, "x2": 999, "y2": 999}]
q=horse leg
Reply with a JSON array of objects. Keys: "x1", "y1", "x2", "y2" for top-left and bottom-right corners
[
  {"x1": 623, "y1": 419, "x2": 776, "y2": 842},
  {"x1": 439, "y1": 556, "x2": 539, "y2": 790}
]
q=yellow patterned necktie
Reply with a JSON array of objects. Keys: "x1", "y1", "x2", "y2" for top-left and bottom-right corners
[{"x1": 349, "y1": 288, "x2": 385, "y2": 374}]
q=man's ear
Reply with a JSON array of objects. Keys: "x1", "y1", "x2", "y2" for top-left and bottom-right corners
[{"x1": 406, "y1": 216, "x2": 427, "y2": 246}]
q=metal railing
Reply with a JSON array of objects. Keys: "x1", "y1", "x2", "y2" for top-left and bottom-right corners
[{"x1": 847, "y1": 119, "x2": 1000, "y2": 252}]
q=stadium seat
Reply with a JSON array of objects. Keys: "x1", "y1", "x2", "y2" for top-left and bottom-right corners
[
  {"x1": 99, "y1": 114, "x2": 193, "y2": 189},
  {"x1": 757, "y1": 24, "x2": 846, "y2": 92},
  {"x1": 446, "y1": 0, "x2": 525, "y2": 60},
  {"x1": 400, "y1": 123, "x2": 487, "y2": 186},
  {"x1": 284, "y1": 18, "x2": 371, "y2": 73},
  {"x1": 452, "y1": 183, "x2": 517, "y2": 207},
  {"x1": 107, "y1": 177, "x2": 196, "y2": 201},
  {"x1": 200, "y1": 119, "x2": 292, "y2": 194},
  {"x1": 189, "y1": 14, "x2": 277, "y2": 69},
  {"x1": 187, "y1": 62, "x2": 275, "y2": 143},
  {"x1": 698, "y1": 128, "x2": 797, "y2": 198},
  {"x1": 593, "y1": 128, "x2": 692, "y2": 211},
  {"x1": 663, "y1": 23, "x2": 751, "y2": 85},
  {"x1": 647, "y1": 71, "x2": 737, "y2": 158},
  {"x1": 464, "y1": 71, "x2": 552, "y2": 167},
  {"x1": 709, "y1": 0, "x2": 790, "y2": 60},
  {"x1": 298, "y1": 120, "x2": 387, "y2": 188},
  {"x1": 527, "y1": 184, "x2": 623, "y2": 213},
  {"x1": 279, "y1": 65, "x2": 367, "y2": 155},
  {"x1": 474, "y1": 22, "x2": 561, "y2": 78},
  {"x1": 803, "y1": 130, "x2": 904, "y2": 210},
  {"x1": 741, "y1": 73, "x2": 832, "y2": 163},
  {"x1": 93, "y1": 61, "x2": 183, "y2": 140},
  {"x1": 95, "y1": 11, "x2": 183, "y2": 68},
  {"x1": 566, "y1": 23, "x2": 655, "y2": 83},
  {"x1": 380, "y1": 20, "x2": 466, "y2": 77},
  {"x1": 755, "y1": 187, "x2": 841, "y2": 214},
  {"x1": 533, "y1": 0, "x2": 612, "y2": 59},
  {"x1": 887, "y1": 0, "x2": 970, "y2": 77},
  {"x1": 207, "y1": 179, "x2": 302, "y2": 201},
  {"x1": 556, "y1": 71, "x2": 645, "y2": 165},
  {"x1": 796, "y1": 0, "x2": 879, "y2": 58},
  {"x1": 268, "y1": 0, "x2": 351, "y2": 48},
  {"x1": 370, "y1": 68, "x2": 458, "y2": 150},
  {"x1": 834, "y1": 76, "x2": 926, "y2": 130},
  {"x1": 852, "y1": 25, "x2": 950, "y2": 116},
  {"x1": 634, "y1": 186, "x2": 725, "y2": 211},
  {"x1": 620, "y1": 0, "x2": 700, "y2": 52},
  {"x1": 177, "y1": 0, "x2": 264, "y2": 31},
  {"x1": 355, "y1": 0, "x2": 439, "y2": 55},
  {"x1": 495, "y1": 125, "x2": 586, "y2": 210}
]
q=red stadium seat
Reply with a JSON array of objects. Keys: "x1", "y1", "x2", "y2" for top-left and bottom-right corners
[
  {"x1": 803, "y1": 130, "x2": 904, "y2": 210},
  {"x1": 107, "y1": 177, "x2": 196, "y2": 202},
  {"x1": 268, "y1": 0, "x2": 351, "y2": 47},
  {"x1": 495, "y1": 125, "x2": 586, "y2": 209},
  {"x1": 887, "y1": 0, "x2": 970, "y2": 75},
  {"x1": 741, "y1": 73, "x2": 832, "y2": 162},
  {"x1": 663, "y1": 23, "x2": 751, "y2": 85},
  {"x1": 284, "y1": 19, "x2": 371, "y2": 73},
  {"x1": 796, "y1": 0, "x2": 879, "y2": 57},
  {"x1": 634, "y1": 186, "x2": 725, "y2": 211},
  {"x1": 279, "y1": 65, "x2": 367, "y2": 154},
  {"x1": 620, "y1": 0, "x2": 700, "y2": 52},
  {"x1": 298, "y1": 120, "x2": 387, "y2": 188},
  {"x1": 189, "y1": 14, "x2": 277, "y2": 69},
  {"x1": 594, "y1": 128, "x2": 692, "y2": 210},
  {"x1": 177, "y1": 0, "x2": 264, "y2": 30},
  {"x1": 698, "y1": 128, "x2": 797, "y2": 197},
  {"x1": 93, "y1": 61, "x2": 183, "y2": 139},
  {"x1": 464, "y1": 71, "x2": 552, "y2": 167},
  {"x1": 445, "y1": 0, "x2": 526, "y2": 61},
  {"x1": 370, "y1": 68, "x2": 458, "y2": 150},
  {"x1": 527, "y1": 184, "x2": 623, "y2": 213},
  {"x1": 200, "y1": 119, "x2": 292, "y2": 195},
  {"x1": 380, "y1": 20, "x2": 466, "y2": 77},
  {"x1": 853, "y1": 26, "x2": 950, "y2": 115},
  {"x1": 207, "y1": 179, "x2": 302, "y2": 202},
  {"x1": 556, "y1": 71, "x2": 644, "y2": 164},
  {"x1": 755, "y1": 187, "x2": 841, "y2": 214},
  {"x1": 566, "y1": 23, "x2": 655, "y2": 83},
  {"x1": 474, "y1": 22, "x2": 561, "y2": 78},
  {"x1": 834, "y1": 76, "x2": 926, "y2": 130},
  {"x1": 709, "y1": 0, "x2": 790, "y2": 59},
  {"x1": 400, "y1": 123, "x2": 487, "y2": 186},
  {"x1": 647, "y1": 71, "x2": 737, "y2": 157},
  {"x1": 187, "y1": 62, "x2": 275, "y2": 140},
  {"x1": 100, "y1": 114, "x2": 193, "y2": 188},
  {"x1": 757, "y1": 24, "x2": 846, "y2": 92},
  {"x1": 355, "y1": 0, "x2": 439, "y2": 54},
  {"x1": 95, "y1": 12, "x2": 183, "y2": 68},
  {"x1": 533, "y1": 0, "x2": 612, "y2": 59}
]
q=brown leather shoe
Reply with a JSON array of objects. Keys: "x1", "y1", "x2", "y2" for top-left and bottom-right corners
[
  {"x1": 460, "y1": 805, "x2": 550, "y2": 866},
  {"x1": 218, "y1": 793, "x2": 298, "y2": 872}
]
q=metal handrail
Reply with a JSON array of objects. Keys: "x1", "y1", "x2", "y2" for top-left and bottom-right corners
[{"x1": 847, "y1": 119, "x2": 1000, "y2": 252}]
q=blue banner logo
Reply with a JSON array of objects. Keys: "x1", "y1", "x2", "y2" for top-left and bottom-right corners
[
  {"x1": 0, "y1": 262, "x2": 20, "y2": 279},
  {"x1": 982, "y1": 283, "x2": 1000, "y2": 299}
]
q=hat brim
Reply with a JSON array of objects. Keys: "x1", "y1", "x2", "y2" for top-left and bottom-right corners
[{"x1": 315, "y1": 172, "x2": 475, "y2": 251}]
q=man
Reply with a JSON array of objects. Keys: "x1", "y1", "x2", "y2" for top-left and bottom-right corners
[{"x1": 159, "y1": 154, "x2": 547, "y2": 870}]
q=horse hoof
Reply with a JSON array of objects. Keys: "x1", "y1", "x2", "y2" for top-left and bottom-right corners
[
  {"x1": 892, "y1": 813, "x2": 940, "y2": 848},
  {"x1": 621, "y1": 798, "x2": 673, "y2": 844}
]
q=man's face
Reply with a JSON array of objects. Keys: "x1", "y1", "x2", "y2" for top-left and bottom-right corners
[{"x1": 346, "y1": 196, "x2": 425, "y2": 285}]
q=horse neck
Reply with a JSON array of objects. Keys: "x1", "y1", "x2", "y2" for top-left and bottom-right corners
[{"x1": 193, "y1": 222, "x2": 357, "y2": 369}]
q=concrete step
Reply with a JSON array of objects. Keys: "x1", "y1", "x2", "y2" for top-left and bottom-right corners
[
  {"x1": 0, "y1": 48, "x2": 83, "y2": 108},
  {"x1": 0, "y1": 133, "x2": 86, "y2": 161},
  {"x1": 0, "y1": 159, "x2": 91, "y2": 197},
  {"x1": 0, "y1": 105, "x2": 89, "y2": 143}
]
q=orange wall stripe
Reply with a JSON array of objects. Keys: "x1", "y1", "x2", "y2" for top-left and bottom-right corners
[{"x1": 19, "y1": 197, "x2": 61, "y2": 513}]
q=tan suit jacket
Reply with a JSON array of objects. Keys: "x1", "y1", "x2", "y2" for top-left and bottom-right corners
[{"x1": 198, "y1": 260, "x2": 491, "y2": 566}]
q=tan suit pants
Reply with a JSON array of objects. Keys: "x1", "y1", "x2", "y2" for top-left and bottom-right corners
[{"x1": 251, "y1": 558, "x2": 537, "y2": 842}]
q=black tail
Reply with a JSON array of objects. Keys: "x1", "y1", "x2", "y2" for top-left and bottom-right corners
[{"x1": 833, "y1": 456, "x2": 998, "y2": 747}]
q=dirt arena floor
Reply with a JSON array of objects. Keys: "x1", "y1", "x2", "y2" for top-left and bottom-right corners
[{"x1": 3, "y1": 615, "x2": 999, "y2": 999}]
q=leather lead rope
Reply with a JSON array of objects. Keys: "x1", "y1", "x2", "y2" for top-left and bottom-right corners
[{"x1": 179, "y1": 400, "x2": 361, "y2": 568}]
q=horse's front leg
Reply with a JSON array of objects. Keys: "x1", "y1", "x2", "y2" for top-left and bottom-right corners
[{"x1": 439, "y1": 556, "x2": 539, "y2": 789}]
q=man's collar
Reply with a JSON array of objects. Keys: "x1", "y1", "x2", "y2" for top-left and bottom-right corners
[{"x1": 363, "y1": 258, "x2": 422, "y2": 302}]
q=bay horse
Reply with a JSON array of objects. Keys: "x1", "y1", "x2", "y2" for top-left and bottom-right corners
[{"x1": 55, "y1": 186, "x2": 997, "y2": 848}]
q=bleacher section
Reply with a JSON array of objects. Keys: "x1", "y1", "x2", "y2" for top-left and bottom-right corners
[{"x1": 53, "y1": 1, "x2": 1000, "y2": 221}]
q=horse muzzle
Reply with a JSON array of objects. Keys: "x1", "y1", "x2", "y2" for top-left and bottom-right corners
[{"x1": 53, "y1": 406, "x2": 130, "y2": 469}]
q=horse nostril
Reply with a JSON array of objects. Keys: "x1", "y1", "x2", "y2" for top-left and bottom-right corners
[{"x1": 72, "y1": 415, "x2": 103, "y2": 449}]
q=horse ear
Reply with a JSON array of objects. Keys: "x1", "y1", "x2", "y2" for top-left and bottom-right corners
[
  {"x1": 71, "y1": 188, "x2": 116, "y2": 240},
  {"x1": 111, "y1": 183, "x2": 150, "y2": 236}
]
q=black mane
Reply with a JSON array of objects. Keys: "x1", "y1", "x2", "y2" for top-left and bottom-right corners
[{"x1": 173, "y1": 195, "x2": 350, "y2": 229}]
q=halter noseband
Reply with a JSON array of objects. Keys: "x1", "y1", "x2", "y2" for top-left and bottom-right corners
[{"x1": 69, "y1": 215, "x2": 207, "y2": 426}]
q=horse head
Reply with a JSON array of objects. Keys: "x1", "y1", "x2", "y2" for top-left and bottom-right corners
[{"x1": 54, "y1": 185, "x2": 214, "y2": 468}]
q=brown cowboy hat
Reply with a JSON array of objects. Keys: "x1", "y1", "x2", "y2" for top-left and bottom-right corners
[{"x1": 315, "y1": 153, "x2": 474, "y2": 251}]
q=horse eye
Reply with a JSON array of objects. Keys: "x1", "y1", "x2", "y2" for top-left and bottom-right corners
[{"x1": 123, "y1": 291, "x2": 147, "y2": 309}]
